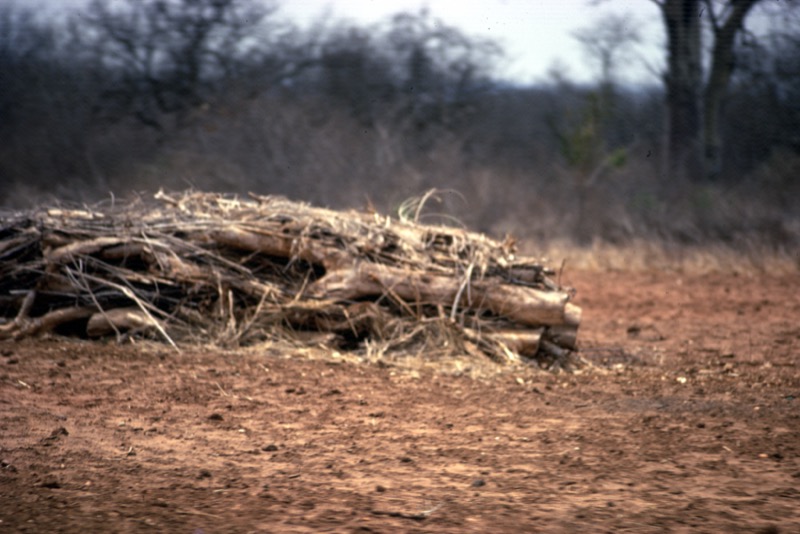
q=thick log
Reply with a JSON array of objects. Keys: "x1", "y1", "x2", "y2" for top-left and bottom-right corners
[
  {"x1": 0, "y1": 306, "x2": 96, "y2": 339},
  {"x1": 547, "y1": 324, "x2": 579, "y2": 349},
  {"x1": 564, "y1": 303, "x2": 582, "y2": 326},
  {"x1": 308, "y1": 262, "x2": 575, "y2": 327},
  {"x1": 546, "y1": 303, "x2": 582, "y2": 349},
  {"x1": 46, "y1": 237, "x2": 127, "y2": 263},
  {"x1": 150, "y1": 251, "x2": 204, "y2": 279},
  {"x1": 87, "y1": 307, "x2": 159, "y2": 337},
  {"x1": 207, "y1": 225, "x2": 346, "y2": 269},
  {"x1": 483, "y1": 329, "x2": 544, "y2": 357},
  {"x1": 99, "y1": 243, "x2": 146, "y2": 260}
]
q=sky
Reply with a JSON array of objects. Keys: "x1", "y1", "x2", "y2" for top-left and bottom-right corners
[
  {"x1": 274, "y1": 0, "x2": 666, "y2": 84},
  {"x1": 33, "y1": 0, "x2": 666, "y2": 85}
]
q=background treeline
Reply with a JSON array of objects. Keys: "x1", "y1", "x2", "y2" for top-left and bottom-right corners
[{"x1": 1, "y1": 0, "x2": 798, "y2": 251}]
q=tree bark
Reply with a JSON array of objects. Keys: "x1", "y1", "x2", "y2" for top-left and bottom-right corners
[
  {"x1": 661, "y1": 0, "x2": 704, "y2": 181},
  {"x1": 703, "y1": 0, "x2": 758, "y2": 178},
  {"x1": 660, "y1": 0, "x2": 761, "y2": 181},
  {"x1": 307, "y1": 262, "x2": 578, "y2": 328}
]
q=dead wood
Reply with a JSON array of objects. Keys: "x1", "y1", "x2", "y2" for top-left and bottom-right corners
[
  {"x1": 87, "y1": 307, "x2": 160, "y2": 338},
  {"x1": 308, "y1": 262, "x2": 570, "y2": 326},
  {"x1": 0, "y1": 306, "x2": 96, "y2": 339},
  {"x1": 0, "y1": 190, "x2": 582, "y2": 368}
]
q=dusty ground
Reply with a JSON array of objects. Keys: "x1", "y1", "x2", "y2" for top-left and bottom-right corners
[{"x1": 1, "y1": 269, "x2": 799, "y2": 533}]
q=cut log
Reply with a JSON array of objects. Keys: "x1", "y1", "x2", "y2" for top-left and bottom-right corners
[
  {"x1": 483, "y1": 329, "x2": 544, "y2": 357},
  {"x1": 207, "y1": 225, "x2": 346, "y2": 269},
  {"x1": 547, "y1": 324, "x2": 579, "y2": 349},
  {"x1": 0, "y1": 306, "x2": 96, "y2": 339},
  {"x1": 308, "y1": 262, "x2": 571, "y2": 326},
  {"x1": 46, "y1": 237, "x2": 129, "y2": 263},
  {"x1": 87, "y1": 307, "x2": 160, "y2": 337}
]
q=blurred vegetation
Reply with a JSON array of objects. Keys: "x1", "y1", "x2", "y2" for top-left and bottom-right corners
[{"x1": 0, "y1": 0, "x2": 798, "y2": 255}]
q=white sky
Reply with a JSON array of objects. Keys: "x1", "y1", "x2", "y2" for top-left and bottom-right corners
[
  {"x1": 276, "y1": 0, "x2": 666, "y2": 84},
  {"x1": 35, "y1": 0, "x2": 666, "y2": 84}
]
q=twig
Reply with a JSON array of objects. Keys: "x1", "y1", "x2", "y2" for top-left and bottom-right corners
[
  {"x1": 70, "y1": 270, "x2": 179, "y2": 351},
  {"x1": 450, "y1": 262, "x2": 474, "y2": 321},
  {"x1": 64, "y1": 261, "x2": 122, "y2": 341},
  {"x1": 233, "y1": 284, "x2": 273, "y2": 343},
  {"x1": 16, "y1": 290, "x2": 36, "y2": 322}
]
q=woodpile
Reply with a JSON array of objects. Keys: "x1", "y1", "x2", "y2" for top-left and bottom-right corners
[{"x1": 0, "y1": 190, "x2": 582, "y2": 369}]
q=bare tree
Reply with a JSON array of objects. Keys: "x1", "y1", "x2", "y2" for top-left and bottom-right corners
[
  {"x1": 309, "y1": 10, "x2": 502, "y2": 141},
  {"x1": 573, "y1": 13, "x2": 642, "y2": 94},
  {"x1": 317, "y1": 26, "x2": 395, "y2": 124},
  {"x1": 384, "y1": 10, "x2": 503, "y2": 131},
  {"x1": 572, "y1": 13, "x2": 644, "y2": 149},
  {"x1": 0, "y1": 5, "x2": 57, "y2": 132},
  {"x1": 701, "y1": 0, "x2": 760, "y2": 178},
  {"x1": 79, "y1": 0, "x2": 275, "y2": 130},
  {"x1": 0, "y1": 4, "x2": 106, "y2": 195},
  {"x1": 655, "y1": 0, "x2": 760, "y2": 180},
  {"x1": 724, "y1": 5, "x2": 800, "y2": 174}
]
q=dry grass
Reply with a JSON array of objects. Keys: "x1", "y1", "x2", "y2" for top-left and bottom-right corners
[{"x1": 527, "y1": 238, "x2": 799, "y2": 275}]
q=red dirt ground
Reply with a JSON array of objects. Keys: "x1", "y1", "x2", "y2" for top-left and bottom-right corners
[{"x1": 1, "y1": 269, "x2": 799, "y2": 533}]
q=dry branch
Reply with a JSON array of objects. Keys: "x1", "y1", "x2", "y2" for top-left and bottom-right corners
[
  {"x1": 308, "y1": 262, "x2": 570, "y2": 326},
  {"x1": 87, "y1": 307, "x2": 160, "y2": 337},
  {"x1": 0, "y1": 190, "x2": 582, "y2": 368}
]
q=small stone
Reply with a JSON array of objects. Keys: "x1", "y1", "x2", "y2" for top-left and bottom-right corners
[
  {"x1": 208, "y1": 413, "x2": 224, "y2": 421},
  {"x1": 198, "y1": 469, "x2": 212, "y2": 479},
  {"x1": 262, "y1": 444, "x2": 278, "y2": 452},
  {"x1": 375, "y1": 485, "x2": 386, "y2": 493},
  {"x1": 471, "y1": 478, "x2": 486, "y2": 488}
]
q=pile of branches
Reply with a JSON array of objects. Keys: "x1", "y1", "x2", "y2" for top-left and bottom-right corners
[{"x1": 0, "y1": 190, "x2": 582, "y2": 368}]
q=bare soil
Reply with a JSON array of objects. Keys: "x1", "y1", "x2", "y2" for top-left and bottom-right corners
[{"x1": 1, "y1": 269, "x2": 799, "y2": 533}]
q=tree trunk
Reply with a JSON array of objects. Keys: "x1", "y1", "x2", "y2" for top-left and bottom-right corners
[
  {"x1": 662, "y1": 0, "x2": 704, "y2": 181},
  {"x1": 703, "y1": 0, "x2": 758, "y2": 179}
]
